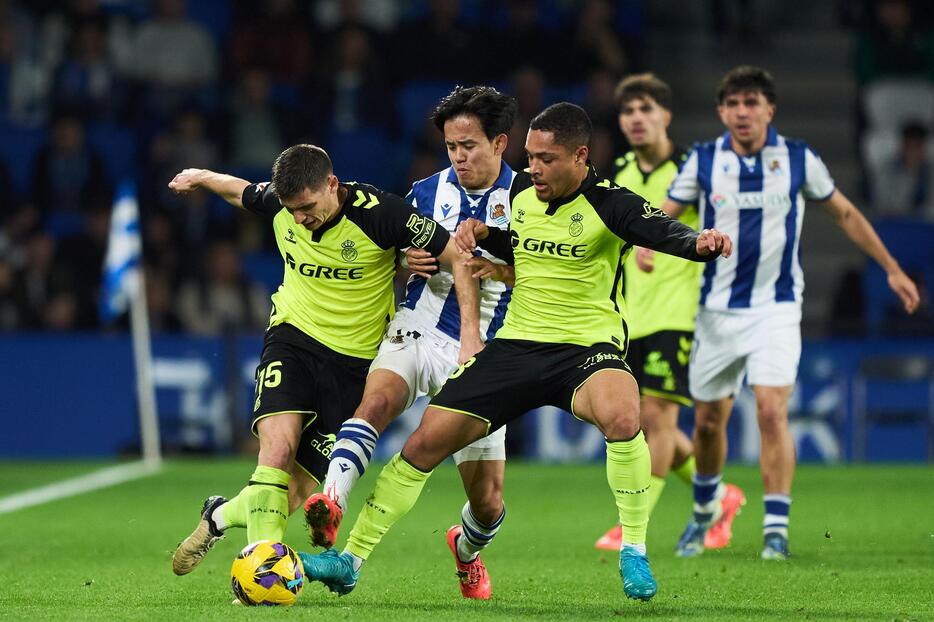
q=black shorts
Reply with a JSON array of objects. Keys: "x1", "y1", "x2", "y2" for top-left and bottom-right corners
[
  {"x1": 251, "y1": 323, "x2": 370, "y2": 483},
  {"x1": 431, "y1": 338, "x2": 633, "y2": 433},
  {"x1": 627, "y1": 330, "x2": 693, "y2": 406}
]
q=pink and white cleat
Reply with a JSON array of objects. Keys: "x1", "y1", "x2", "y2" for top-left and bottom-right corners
[
  {"x1": 446, "y1": 525, "x2": 492, "y2": 600},
  {"x1": 594, "y1": 524, "x2": 623, "y2": 551},
  {"x1": 704, "y1": 484, "x2": 746, "y2": 549}
]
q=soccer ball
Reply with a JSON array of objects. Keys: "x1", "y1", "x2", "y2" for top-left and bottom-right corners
[{"x1": 230, "y1": 540, "x2": 304, "y2": 606}]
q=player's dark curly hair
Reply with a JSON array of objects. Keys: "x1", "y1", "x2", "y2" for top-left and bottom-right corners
[
  {"x1": 614, "y1": 73, "x2": 673, "y2": 112},
  {"x1": 529, "y1": 102, "x2": 593, "y2": 150},
  {"x1": 271, "y1": 144, "x2": 333, "y2": 199},
  {"x1": 432, "y1": 85, "x2": 518, "y2": 140},
  {"x1": 717, "y1": 65, "x2": 776, "y2": 104}
]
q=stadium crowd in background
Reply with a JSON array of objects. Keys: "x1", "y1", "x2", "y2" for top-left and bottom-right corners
[{"x1": 0, "y1": 0, "x2": 930, "y2": 334}]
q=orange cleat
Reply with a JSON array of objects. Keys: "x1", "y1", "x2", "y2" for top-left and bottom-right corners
[
  {"x1": 594, "y1": 524, "x2": 623, "y2": 551},
  {"x1": 304, "y1": 492, "x2": 343, "y2": 549},
  {"x1": 446, "y1": 525, "x2": 492, "y2": 600},
  {"x1": 704, "y1": 483, "x2": 746, "y2": 549}
]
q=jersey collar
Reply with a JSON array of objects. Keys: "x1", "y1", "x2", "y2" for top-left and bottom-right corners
[{"x1": 444, "y1": 161, "x2": 514, "y2": 190}]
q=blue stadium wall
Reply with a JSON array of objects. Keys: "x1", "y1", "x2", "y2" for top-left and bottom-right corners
[{"x1": 2, "y1": 334, "x2": 931, "y2": 462}]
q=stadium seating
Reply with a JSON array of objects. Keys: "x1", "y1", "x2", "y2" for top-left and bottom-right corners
[{"x1": 862, "y1": 79, "x2": 934, "y2": 132}]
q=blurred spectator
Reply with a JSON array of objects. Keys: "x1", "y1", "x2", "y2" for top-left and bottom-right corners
[
  {"x1": 0, "y1": 255, "x2": 23, "y2": 329},
  {"x1": 31, "y1": 113, "x2": 111, "y2": 235},
  {"x1": 151, "y1": 107, "x2": 219, "y2": 186},
  {"x1": 487, "y1": 0, "x2": 555, "y2": 82},
  {"x1": 56, "y1": 205, "x2": 110, "y2": 327},
  {"x1": 504, "y1": 67, "x2": 544, "y2": 168},
  {"x1": 588, "y1": 126, "x2": 615, "y2": 176},
  {"x1": 855, "y1": 0, "x2": 934, "y2": 85},
  {"x1": 37, "y1": 0, "x2": 134, "y2": 74},
  {"x1": 709, "y1": 0, "x2": 758, "y2": 49},
  {"x1": 868, "y1": 122, "x2": 933, "y2": 218},
  {"x1": 129, "y1": 0, "x2": 218, "y2": 115},
  {"x1": 586, "y1": 68, "x2": 629, "y2": 157},
  {"x1": 225, "y1": 67, "x2": 289, "y2": 173},
  {"x1": 228, "y1": 0, "x2": 312, "y2": 88},
  {"x1": 13, "y1": 233, "x2": 73, "y2": 329},
  {"x1": 175, "y1": 240, "x2": 269, "y2": 335},
  {"x1": 566, "y1": 0, "x2": 628, "y2": 78},
  {"x1": 0, "y1": 15, "x2": 50, "y2": 126},
  {"x1": 310, "y1": 24, "x2": 396, "y2": 134},
  {"x1": 144, "y1": 263, "x2": 181, "y2": 332},
  {"x1": 50, "y1": 20, "x2": 127, "y2": 121},
  {"x1": 313, "y1": 0, "x2": 400, "y2": 33},
  {"x1": 393, "y1": 0, "x2": 484, "y2": 84}
]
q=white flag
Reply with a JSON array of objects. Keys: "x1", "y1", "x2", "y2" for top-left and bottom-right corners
[{"x1": 99, "y1": 180, "x2": 141, "y2": 323}]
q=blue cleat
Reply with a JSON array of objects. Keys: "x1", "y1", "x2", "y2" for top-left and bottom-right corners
[
  {"x1": 761, "y1": 533, "x2": 790, "y2": 560},
  {"x1": 619, "y1": 547, "x2": 657, "y2": 601},
  {"x1": 299, "y1": 549, "x2": 359, "y2": 595},
  {"x1": 675, "y1": 520, "x2": 707, "y2": 558}
]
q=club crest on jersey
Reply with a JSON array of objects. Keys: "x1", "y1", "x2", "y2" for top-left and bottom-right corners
[
  {"x1": 341, "y1": 239, "x2": 358, "y2": 262},
  {"x1": 640, "y1": 202, "x2": 665, "y2": 219},
  {"x1": 569, "y1": 212, "x2": 584, "y2": 237},
  {"x1": 490, "y1": 203, "x2": 508, "y2": 226},
  {"x1": 284, "y1": 228, "x2": 297, "y2": 244},
  {"x1": 769, "y1": 159, "x2": 783, "y2": 174}
]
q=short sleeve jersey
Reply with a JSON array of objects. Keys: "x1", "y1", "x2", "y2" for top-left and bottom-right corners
[
  {"x1": 242, "y1": 181, "x2": 450, "y2": 359},
  {"x1": 483, "y1": 167, "x2": 712, "y2": 350},
  {"x1": 667, "y1": 126, "x2": 835, "y2": 311},
  {"x1": 613, "y1": 149, "x2": 701, "y2": 339}
]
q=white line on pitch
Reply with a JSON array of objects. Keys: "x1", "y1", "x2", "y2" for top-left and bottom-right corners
[{"x1": 0, "y1": 460, "x2": 161, "y2": 515}]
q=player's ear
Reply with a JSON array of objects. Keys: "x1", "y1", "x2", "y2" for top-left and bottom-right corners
[
  {"x1": 492, "y1": 133, "x2": 508, "y2": 156},
  {"x1": 575, "y1": 145, "x2": 589, "y2": 164},
  {"x1": 326, "y1": 174, "x2": 338, "y2": 193}
]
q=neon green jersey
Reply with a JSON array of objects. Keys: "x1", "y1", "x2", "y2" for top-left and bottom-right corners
[
  {"x1": 242, "y1": 181, "x2": 449, "y2": 359},
  {"x1": 614, "y1": 150, "x2": 701, "y2": 339},
  {"x1": 481, "y1": 168, "x2": 712, "y2": 350}
]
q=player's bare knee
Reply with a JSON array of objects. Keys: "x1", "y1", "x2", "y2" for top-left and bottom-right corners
[
  {"x1": 601, "y1": 412, "x2": 641, "y2": 441},
  {"x1": 355, "y1": 391, "x2": 398, "y2": 431},
  {"x1": 694, "y1": 415, "x2": 724, "y2": 442},
  {"x1": 756, "y1": 403, "x2": 788, "y2": 435},
  {"x1": 400, "y1": 430, "x2": 445, "y2": 471},
  {"x1": 470, "y1": 489, "x2": 504, "y2": 526}
]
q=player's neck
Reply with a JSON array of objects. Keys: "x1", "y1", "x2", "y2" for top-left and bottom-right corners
[
  {"x1": 633, "y1": 138, "x2": 673, "y2": 172},
  {"x1": 729, "y1": 134, "x2": 767, "y2": 157},
  {"x1": 330, "y1": 185, "x2": 349, "y2": 222}
]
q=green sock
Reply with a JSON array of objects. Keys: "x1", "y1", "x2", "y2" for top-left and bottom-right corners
[
  {"x1": 345, "y1": 453, "x2": 432, "y2": 561},
  {"x1": 671, "y1": 455, "x2": 696, "y2": 486},
  {"x1": 646, "y1": 475, "x2": 667, "y2": 517},
  {"x1": 222, "y1": 465, "x2": 290, "y2": 543},
  {"x1": 606, "y1": 431, "x2": 652, "y2": 546}
]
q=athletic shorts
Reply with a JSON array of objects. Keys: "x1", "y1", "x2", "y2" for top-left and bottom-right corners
[
  {"x1": 251, "y1": 323, "x2": 370, "y2": 483},
  {"x1": 689, "y1": 305, "x2": 802, "y2": 402},
  {"x1": 370, "y1": 313, "x2": 506, "y2": 464},
  {"x1": 628, "y1": 330, "x2": 693, "y2": 406},
  {"x1": 432, "y1": 338, "x2": 633, "y2": 433}
]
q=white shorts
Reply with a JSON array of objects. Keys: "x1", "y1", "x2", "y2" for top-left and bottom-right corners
[
  {"x1": 689, "y1": 304, "x2": 801, "y2": 402},
  {"x1": 370, "y1": 314, "x2": 506, "y2": 465}
]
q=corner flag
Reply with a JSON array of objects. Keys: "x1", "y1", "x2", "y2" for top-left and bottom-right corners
[{"x1": 100, "y1": 180, "x2": 142, "y2": 323}]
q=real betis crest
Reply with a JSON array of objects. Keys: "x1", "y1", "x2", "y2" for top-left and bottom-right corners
[
  {"x1": 341, "y1": 239, "x2": 358, "y2": 262},
  {"x1": 569, "y1": 212, "x2": 584, "y2": 237}
]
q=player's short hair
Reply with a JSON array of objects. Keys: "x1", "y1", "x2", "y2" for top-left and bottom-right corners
[
  {"x1": 614, "y1": 73, "x2": 673, "y2": 112},
  {"x1": 432, "y1": 85, "x2": 518, "y2": 140},
  {"x1": 271, "y1": 144, "x2": 333, "y2": 198},
  {"x1": 529, "y1": 102, "x2": 592, "y2": 150},
  {"x1": 718, "y1": 65, "x2": 776, "y2": 104}
]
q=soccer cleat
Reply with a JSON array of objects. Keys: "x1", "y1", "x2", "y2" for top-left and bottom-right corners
[
  {"x1": 172, "y1": 495, "x2": 227, "y2": 576},
  {"x1": 298, "y1": 549, "x2": 358, "y2": 595},
  {"x1": 761, "y1": 533, "x2": 790, "y2": 560},
  {"x1": 674, "y1": 520, "x2": 707, "y2": 558},
  {"x1": 704, "y1": 484, "x2": 746, "y2": 549},
  {"x1": 446, "y1": 525, "x2": 492, "y2": 600},
  {"x1": 304, "y1": 492, "x2": 343, "y2": 549},
  {"x1": 595, "y1": 524, "x2": 623, "y2": 551},
  {"x1": 619, "y1": 547, "x2": 657, "y2": 601}
]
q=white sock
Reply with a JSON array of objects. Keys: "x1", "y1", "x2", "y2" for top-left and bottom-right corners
[
  {"x1": 622, "y1": 543, "x2": 647, "y2": 556},
  {"x1": 456, "y1": 502, "x2": 505, "y2": 563},
  {"x1": 345, "y1": 550, "x2": 365, "y2": 572},
  {"x1": 324, "y1": 418, "x2": 379, "y2": 512},
  {"x1": 210, "y1": 505, "x2": 227, "y2": 531}
]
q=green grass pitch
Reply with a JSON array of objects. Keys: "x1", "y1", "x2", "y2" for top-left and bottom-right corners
[{"x1": 0, "y1": 460, "x2": 931, "y2": 621}]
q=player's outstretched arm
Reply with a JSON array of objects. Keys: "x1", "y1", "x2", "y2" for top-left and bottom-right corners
[
  {"x1": 440, "y1": 238, "x2": 484, "y2": 363},
  {"x1": 168, "y1": 168, "x2": 251, "y2": 209},
  {"x1": 821, "y1": 190, "x2": 920, "y2": 314}
]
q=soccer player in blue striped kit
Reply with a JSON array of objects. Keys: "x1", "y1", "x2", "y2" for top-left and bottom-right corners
[{"x1": 657, "y1": 66, "x2": 919, "y2": 559}]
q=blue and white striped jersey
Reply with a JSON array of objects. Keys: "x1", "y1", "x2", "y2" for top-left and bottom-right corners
[
  {"x1": 668, "y1": 126, "x2": 835, "y2": 311},
  {"x1": 400, "y1": 162, "x2": 515, "y2": 342}
]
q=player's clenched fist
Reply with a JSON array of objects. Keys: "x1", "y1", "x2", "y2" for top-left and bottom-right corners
[
  {"x1": 455, "y1": 218, "x2": 489, "y2": 253},
  {"x1": 168, "y1": 168, "x2": 207, "y2": 194},
  {"x1": 696, "y1": 228, "x2": 733, "y2": 258}
]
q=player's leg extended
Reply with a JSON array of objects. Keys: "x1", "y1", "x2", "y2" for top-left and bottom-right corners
[
  {"x1": 299, "y1": 407, "x2": 487, "y2": 594},
  {"x1": 448, "y1": 450, "x2": 505, "y2": 599},
  {"x1": 172, "y1": 413, "x2": 300, "y2": 575},
  {"x1": 306, "y1": 369, "x2": 409, "y2": 548},
  {"x1": 753, "y1": 384, "x2": 794, "y2": 560},
  {"x1": 573, "y1": 369, "x2": 656, "y2": 601},
  {"x1": 641, "y1": 395, "x2": 684, "y2": 512}
]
